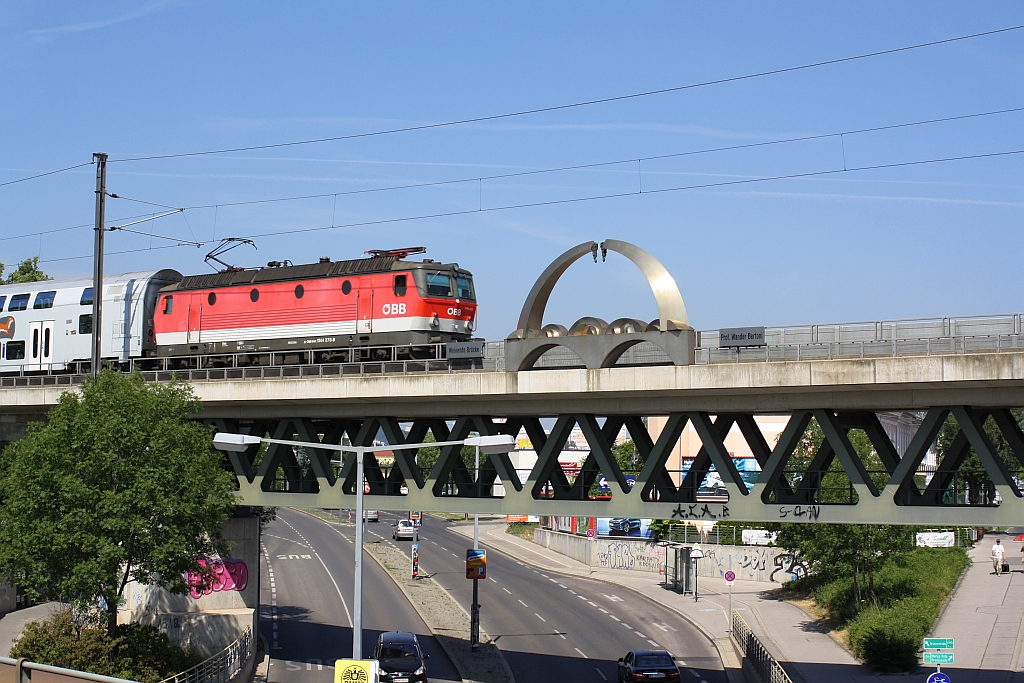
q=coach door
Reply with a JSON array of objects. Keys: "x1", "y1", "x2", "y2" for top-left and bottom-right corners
[
  {"x1": 27, "y1": 320, "x2": 54, "y2": 371},
  {"x1": 356, "y1": 283, "x2": 373, "y2": 334},
  {"x1": 187, "y1": 301, "x2": 202, "y2": 343}
]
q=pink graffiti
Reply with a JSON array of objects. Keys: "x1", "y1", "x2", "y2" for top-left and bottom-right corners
[{"x1": 184, "y1": 558, "x2": 249, "y2": 599}]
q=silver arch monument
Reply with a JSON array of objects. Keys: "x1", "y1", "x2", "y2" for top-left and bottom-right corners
[{"x1": 505, "y1": 240, "x2": 697, "y2": 371}]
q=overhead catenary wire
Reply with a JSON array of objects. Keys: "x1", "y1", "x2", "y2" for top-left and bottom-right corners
[
  {"x1": 0, "y1": 162, "x2": 92, "y2": 189},
  {"x1": 33, "y1": 144, "x2": 1023, "y2": 266},
  {"x1": 103, "y1": 24, "x2": 1024, "y2": 163}
]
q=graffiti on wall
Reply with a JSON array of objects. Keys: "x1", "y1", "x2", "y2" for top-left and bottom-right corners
[
  {"x1": 596, "y1": 541, "x2": 665, "y2": 572},
  {"x1": 701, "y1": 545, "x2": 808, "y2": 583},
  {"x1": 184, "y1": 558, "x2": 249, "y2": 599}
]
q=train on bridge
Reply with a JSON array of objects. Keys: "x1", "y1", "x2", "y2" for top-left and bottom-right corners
[{"x1": 0, "y1": 248, "x2": 477, "y2": 372}]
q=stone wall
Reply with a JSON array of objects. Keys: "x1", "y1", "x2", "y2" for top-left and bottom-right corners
[
  {"x1": 120, "y1": 512, "x2": 261, "y2": 657},
  {"x1": 697, "y1": 544, "x2": 807, "y2": 583}
]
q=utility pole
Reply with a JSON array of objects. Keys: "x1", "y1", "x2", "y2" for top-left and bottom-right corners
[
  {"x1": 353, "y1": 445, "x2": 365, "y2": 660},
  {"x1": 91, "y1": 153, "x2": 108, "y2": 377}
]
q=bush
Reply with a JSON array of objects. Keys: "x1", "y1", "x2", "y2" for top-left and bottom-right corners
[
  {"x1": 814, "y1": 576, "x2": 857, "y2": 622},
  {"x1": 12, "y1": 610, "x2": 201, "y2": 683},
  {"x1": 848, "y1": 600, "x2": 928, "y2": 672}
]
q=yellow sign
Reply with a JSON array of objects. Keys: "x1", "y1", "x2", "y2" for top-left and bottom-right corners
[{"x1": 334, "y1": 659, "x2": 378, "y2": 683}]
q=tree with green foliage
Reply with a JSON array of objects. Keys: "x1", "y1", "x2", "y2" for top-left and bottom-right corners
[
  {"x1": 0, "y1": 371, "x2": 237, "y2": 637},
  {"x1": 415, "y1": 431, "x2": 487, "y2": 475},
  {"x1": 0, "y1": 256, "x2": 52, "y2": 284},
  {"x1": 612, "y1": 439, "x2": 639, "y2": 473}
]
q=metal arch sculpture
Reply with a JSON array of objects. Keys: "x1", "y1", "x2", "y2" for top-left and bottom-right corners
[{"x1": 512, "y1": 240, "x2": 690, "y2": 336}]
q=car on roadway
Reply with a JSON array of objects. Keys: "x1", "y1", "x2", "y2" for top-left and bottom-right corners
[
  {"x1": 393, "y1": 519, "x2": 416, "y2": 540},
  {"x1": 364, "y1": 510, "x2": 379, "y2": 522},
  {"x1": 617, "y1": 649, "x2": 680, "y2": 681},
  {"x1": 373, "y1": 631, "x2": 428, "y2": 683}
]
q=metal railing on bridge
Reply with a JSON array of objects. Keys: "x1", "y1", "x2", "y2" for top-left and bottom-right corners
[
  {"x1": 158, "y1": 627, "x2": 252, "y2": 683},
  {"x1": 731, "y1": 611, "x2": 794, "y2": 683},
  {"x1": 1, "y1": 312, "x2": 1023, "y2": 385}
]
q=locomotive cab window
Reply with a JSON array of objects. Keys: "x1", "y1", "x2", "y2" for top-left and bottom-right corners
[
  {"x1": 394, "y1": 275, "x2": 407, "y2": 297},
  {"x1": 162, "y1": 296, "x2": 173, "y2": 314},
  {"x1": 80, "y1": 288, "x2": 93, "y2": 306},
  {"x1": 456, "y1": 276, "x2": 475, "y2": 301},
  {"x1": 8, "y1": 294, "x2": 29, "y2": 312},
  {"x1": 426, "y1": 273, "x2": 453, "y2": 297},
  {"x1": 5, "y1": 341, "x2": 25, "y2": 360},
  {"x1": 33, "y1": 291, "x2": 56, "y2": 309},
  {"x1": 294, "y1": 284, "x2": 304, "y2": 299}
]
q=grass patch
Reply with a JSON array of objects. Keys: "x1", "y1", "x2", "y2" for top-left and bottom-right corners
[{"x1": 505, "y1": 522, "x2": 538, "y2": 540}]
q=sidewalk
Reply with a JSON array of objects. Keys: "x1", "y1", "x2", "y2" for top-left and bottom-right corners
[
  {"x1": 451, "y1": 523, "x2": 874, "y2": 683},
  {"x1": 932, "y1": 542, "x2": 1024, "y2": 682}
]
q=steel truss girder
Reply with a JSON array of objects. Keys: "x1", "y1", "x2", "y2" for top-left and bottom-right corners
[{"x1": 210, "y1": 407, "x2": 1024, "y2": 525}]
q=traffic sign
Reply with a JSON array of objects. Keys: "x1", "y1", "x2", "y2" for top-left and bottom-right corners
[
  {"x1": 586, "y1": 529, "x2": 595, "y2": 538},
  {"x1": 724, "y1": 570, "x2": 736, "y2": 584},
  {"x1": 923, "y1": 652, "x2": 954, "y2": 665},
  {"x1": 466, "y1": 548, "x2": 487, "y2": 579},
  {"x1": 410, "y1": 510, "x2": 421, "y2": 521},
  {"x1": 923, "y1": 638, "x2": 954, "y2": 650},
  {"x1": 926, "y1": 672, "x2": 951, "y2": 683},
  {"x1": 334, "y1": 659, "x2": 378, "y2": 683}
]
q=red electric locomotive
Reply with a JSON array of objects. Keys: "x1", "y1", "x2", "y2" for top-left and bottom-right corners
[{"x1": 153, "y1": 248, "x2": 477, "y2": 362}]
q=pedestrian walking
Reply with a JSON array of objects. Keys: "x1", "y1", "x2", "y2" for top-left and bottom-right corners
[{"x1": 992, "y1": 538, "x2": 1006, "y2": 575}]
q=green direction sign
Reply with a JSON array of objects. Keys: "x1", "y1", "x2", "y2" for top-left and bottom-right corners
[
  {"x1": 923, "y1": 652, "x2": 954, "y2": 665},
  {"x1": 923, "y1": 638, "x2": 954, "y2": 650}
]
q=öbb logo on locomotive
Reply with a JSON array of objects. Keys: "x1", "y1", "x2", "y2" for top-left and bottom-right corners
[{"x1": 0, "y1": 247, "x2": 478, "y2": 371}]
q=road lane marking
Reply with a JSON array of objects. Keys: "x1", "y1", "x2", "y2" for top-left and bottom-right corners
[
  {"x1": 489, "y1": 577, "x2": 497, "y2": 583},
  {"x1": 588, "y1": 601, "x2": 598, "y2": 606},
  {"x1": 599, "y1": 608, "x2": 609, "y2": 613},
  {"x1": 535, "y1": 613, "x2": 546, "y2": 622},
  {"x1": 555, "y1": 630, "x2": 566, "y2": 640},
  {"x1": 621, "y1": 623, "x2": 632, "y2": 628},
  {"x1": 610, "y1": 615, "x2": 620, "y2": 621},
  {"x1": 279, "y1": 517, "x2": 353, "y2": 627},
  {"x1": 595, "y1": 669, "x2": 607, "y2": 681},
  {"x1": 653, "y1": 623, "x2": 668, "y2": 631},
  {"x1": 558, "y1": 584, "x2": 567, "y2": 588},
  {"x1": 634, "y1": 631, "x2": 646, "y2": 637},
  {"x1": 575, "y1": 647, "x2": 588, "y2": 659},
  {"x1": 603, "y1": 594, "x2": 624, "y2": 602},
  {"x1": 567, "y1": 588, "x2": 574, "y2": 593},
  {"x1": 688, "y1": 670, "x2": 700, "y2": 678},
  {"x1": 541, "y1": 574, "x2": 549, "y2": 578},
  {"x1": 647, "y1": 639, "x2": 660, "y2": 647},
  {"x1": 503, "y1": 587, "x2": 511, "y2": 594},
  {"x1": 577, "y1": 595, "x2": 587, "y2": 600},
  {"x1": 518, "y1": 600, "x2": 529, "y2": 607}
]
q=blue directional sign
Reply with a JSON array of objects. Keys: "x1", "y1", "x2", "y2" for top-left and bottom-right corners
[{"x1": 926, "y1": 672, "x2": 951, "y2": 683}]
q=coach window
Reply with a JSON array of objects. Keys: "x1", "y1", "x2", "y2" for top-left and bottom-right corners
[
  {"x1": 208, "y1": 292, "x2": 217, "y2": 306},
  {"x1": 426, "y1": 273, "x2": 453, "y2": 297},
  {"x1": 80, "y1": 288, "x2": 93, "y2": 306},
  {"x1": 8, "y1": 294, "x2": 29, "y2": 312},
  {"x1": 162, "y1": 296, "x2": 173, "y2": 314},
  {"x1": 79, "y1": 314, "x2": 93, "y2": 335},
  {"x1": 250, "y1": 288, "x2": 259, "y2": 302},
  {"x1": 341, "y1": 280, "x2": 352, "y2": 295},
  {"x1": 294, "y1": 284, "x2": 304, "y2": 299},
  {"x1": 0, "y1": 296, "x2": 6, "y2": 311},
  {"x1": 33, "y1": 291, "x2": 56, "y2": 309},
  {"x1": 6, "y1": 341, "x2": 25, "y2": 360},
  {"x1": 394, "y1": 275, "x2": 407, "y2": 297}
]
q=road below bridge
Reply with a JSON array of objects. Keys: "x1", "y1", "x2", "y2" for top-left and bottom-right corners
[{"x1": 263, "y1": 508, "x2": 725, "y2": 683}]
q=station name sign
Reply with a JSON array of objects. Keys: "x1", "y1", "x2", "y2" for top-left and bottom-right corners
[
  {"x1": 719, "y1": 326, "x2": 766, "y2": 348},
  {"x1": 447, "y1": 340, "x2": 485, "y2": 358}
]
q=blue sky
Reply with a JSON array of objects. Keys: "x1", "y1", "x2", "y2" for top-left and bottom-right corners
[{"x1": 1, "y1": 2, "x2": 1022, "y2": 339}]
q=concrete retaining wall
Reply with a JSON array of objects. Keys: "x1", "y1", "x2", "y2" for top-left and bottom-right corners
[
  {"x1": 120, "y1": 513, "x2": 261, "y2": 657},
  {"x1": 534, "y1": 529, "x2": 808, "y2": 583}
]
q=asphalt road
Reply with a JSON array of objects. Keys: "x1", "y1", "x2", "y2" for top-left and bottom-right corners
[
  {"x1": 260, "y1": 508, "x2": 461, "y2": 683},
  {"x1": 341, "y1": 511, "x2": 726, "y2": 683}
]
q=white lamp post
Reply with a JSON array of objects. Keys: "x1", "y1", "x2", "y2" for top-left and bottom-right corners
[{"x1": 213, "y1": 430, "x2": 514, "y2": 660}]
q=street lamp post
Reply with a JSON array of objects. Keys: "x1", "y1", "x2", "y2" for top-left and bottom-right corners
[{"x1": 213, "y1": 430, "x2": 514, "y2": 660}]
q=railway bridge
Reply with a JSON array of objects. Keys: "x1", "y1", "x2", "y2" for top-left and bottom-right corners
[{"x1": 3, "y1": 347, "x2": 1024, "y2": 526}]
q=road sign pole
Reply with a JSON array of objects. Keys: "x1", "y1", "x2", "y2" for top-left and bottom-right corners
[
  {"x1": 471, "y1": 578, "x2": 480, "y2": 651},
  {"x1": 353, "y1": 446, "x2": 364, "y2": 660},
  {"x1": 728, "y1": 582, "x2": 732, "y2": 633}
]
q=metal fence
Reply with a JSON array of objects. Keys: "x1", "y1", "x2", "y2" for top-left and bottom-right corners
[
  {"x1": 158, "y1": 627, "x2": 252, "y2": 683},
  {"x1": 731, "y1": 612, "x2": 793, "y2": 683},
  {"x1": 0, "y1": 657, "x2": 140, "y2": 683}
]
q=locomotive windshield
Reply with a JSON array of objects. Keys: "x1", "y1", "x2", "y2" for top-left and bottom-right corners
[
  {"x1": 426, "y1": 273, "x2": 453, "y2": 297},
  {"x1": 456, "y1": 275, "x2": 475, "y2": 301}
]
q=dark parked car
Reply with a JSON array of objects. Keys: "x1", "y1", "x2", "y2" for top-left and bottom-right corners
[
  {"x1": 609, "y1": 518, "x2": 642, "y2": 536},
  {"x1": 373, "y1": 631, "x2": 429, "y2": 683},
  {"x1": 617, "y1": 650, "x2": 680, "y2": 681}
]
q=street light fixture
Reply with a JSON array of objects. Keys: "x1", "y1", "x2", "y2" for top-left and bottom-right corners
[{"x1": 212, "y1": 430, "x2": 514, "y2": 659}]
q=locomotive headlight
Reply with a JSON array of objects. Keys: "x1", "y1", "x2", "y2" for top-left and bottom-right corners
[
  {"x1": 431, "y1": 313, "x2": 440, "y2": 327},
  {"x1": 467, "y1": 320, "x2": 474, "y2": 332}
]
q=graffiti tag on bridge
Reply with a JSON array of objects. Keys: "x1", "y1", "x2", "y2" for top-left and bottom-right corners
[
  {"x1": 669, "y1": 503, "x2": 728, "y2": 520},
  {"x1": 184, "y1": 558, "x2": 248, "y2": 599},
  {"x1": 777, "y1": 505, "x2": 820, "y2": 520}
]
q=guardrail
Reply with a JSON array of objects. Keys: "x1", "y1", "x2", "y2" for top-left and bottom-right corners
[
  {"x1": 0, "y1": 657, "x2": 140, "y2": 683},
  {"x1": 158, "y1": 627, "x2": 252, "y2": 683},
  {"x1": 731, "y1": 611, "x2": 793, "y2": 683}
]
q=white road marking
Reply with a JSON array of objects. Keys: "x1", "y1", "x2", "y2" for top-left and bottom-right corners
[
  {"x1": 588, "y1": 601, "x2": 598, "y2": 606},
  {"x1": 595, "y1": 669, "x2": 607, "y2": 681},
  {"x1": 610, "y1": 615, "x2": 620, "y2": 621},
  {"x1": 279, "y1": 517, "x2": 353, "y2": 627},
  {"x1": 647, "y1": 639, "x2": 660, "y2": 647},
  {"x1": 603, "y1": 594, "x2": 624, "y2": 602},
  {"x1": 621, "y1": 623, "x2": 632, "y2": 628},
  {"x1": 518, "y1": 599, "x2": 529, "y2": 607},
  {"x1": 575, "y1": 647, "x2": 588, "y2": 659},
  {"x1": 599, "y1": 608, "x2": 609, "y2": 614},
  {"x1": 634, "y1": 631, "x2": 646, "y2": 637},
  {"x1": 567, "y1": 588, "x2": 575, "y2": 593},
  {"x1": 503, "y1": 587, "x2": 511, "y2": 594},
  {"x1": 653, "y1": 623, "x2": 668, "y2": 631},
  {"x1": 559, "y1": 584, "x2": 567, "y2": 589},
  {"x1": 535, "y1": 613, "x2": 546, "y2": 622},
  {"x1": 489, "y1": 577, "x2": 497, "y2": 583},
  {"x1": 688, "y1": 670, "x2": 700, "y2": 678},
  {"x1": 555, "y1": 630, "x2": 566, "y2": 640}
]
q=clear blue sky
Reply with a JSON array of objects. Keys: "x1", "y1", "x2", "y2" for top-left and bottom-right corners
[{"x1": 2, "y1": 2, "x2": 1022, "y2": 339}]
